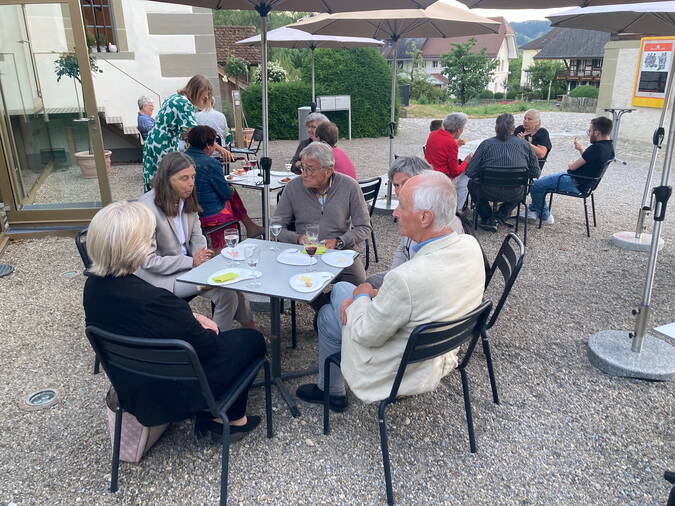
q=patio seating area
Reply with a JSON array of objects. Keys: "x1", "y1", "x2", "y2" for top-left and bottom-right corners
[{"x1": 0, "y1": 113, "x2": 673, "y2": 504}]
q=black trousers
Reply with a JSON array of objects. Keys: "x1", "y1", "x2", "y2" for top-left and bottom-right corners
[
  {"x1": 468, "y1": 181, "x2": 524, "y2": 221},
  {"x1": 207, "y1": 328, "x2": 267, "y2": 420}
]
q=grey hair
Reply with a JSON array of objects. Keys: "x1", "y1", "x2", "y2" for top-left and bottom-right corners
[
  {"x1": 524, "y1": 109, "x2": 541, "y2": 128},
  {"x1": 299, "y1": 141, "x2": 334, "y2": 169},
  {"x1": 305, "y1": 112, "x2": 329, "y2": 126},
  {"x1": 388, "y1": 156, "x2": 430, "y2": 181},
  {"x1": 442, "y1": 112, "x2": 468, "y2": 134},
  {"x1": 411, "y1": 171, "x2": 457, "y2": 230},
  {"x1": 495, "y1": 113, "x2": 515, "y2": 141},
  {"x1": 137, "y1": 96, "x2": 153, "y2": 110}
]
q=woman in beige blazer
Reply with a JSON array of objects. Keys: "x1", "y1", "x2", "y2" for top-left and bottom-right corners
[{"x1": 135, "y1": 152, "x2": 254, "y2": 331}]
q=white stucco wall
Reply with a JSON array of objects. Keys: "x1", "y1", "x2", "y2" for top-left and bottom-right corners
[{"x1": 520, "y1": 49, "x2": 537, "y2": 88}]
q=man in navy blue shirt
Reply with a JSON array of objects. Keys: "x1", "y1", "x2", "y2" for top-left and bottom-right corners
[{"x1": 524, "y1": 116, "x2": 614, "y2": 225}]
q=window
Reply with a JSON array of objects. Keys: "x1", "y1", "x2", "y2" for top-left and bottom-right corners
[
  {"x1": 432, "y1": 60, "x2": 439, "y2": 68},
  {"x1": 81, "y1": 0, "x2": 116, "y2": 50}
]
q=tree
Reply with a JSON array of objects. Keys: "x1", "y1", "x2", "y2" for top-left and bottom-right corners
[
  {"x1": 212, "y1": 10, "x2": 307, "y2": 31},
  {"x1": 252, "y1": 61, "x2": 287, "y2": 83},
  {"x1": 440, "y1": 38, "x2": 499, "y2": 105},
  {"x1": 405, "y1": 41, "x2": 441, "y2": 103},
  {"x1": 507, "y1": 54, "x2": 522, "y2": 91},
  {"x1": 527, "y1": 60, "x2": 566, "y2": 100},
  {"x1": 223, "y1": 56, "x2": 248, "y2": 89}
]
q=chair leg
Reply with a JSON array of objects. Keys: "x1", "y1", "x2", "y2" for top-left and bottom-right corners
[
  {"x1": 591, "y1": 193, "x2": 597, "y2": 227},
  {"x1": 364, "y1": 239, "x2": 370, "y2": 271},
  {"x1": 460, "y1": 369, "x2": 477, "y2": 453},
  {"x1": 583, "y1": 198, "x2": 591, "y2": 237},
  {"x1": 522, "y1": 202, "x2": 528, "y2": 246},
  {"x1": 481, "y1": 334, "x2": 500, "y2": 405},
  {"x1": 264, "y1": 361, "x2": 273, "y2": 439},
  {"x1": 93, "y1": 356, "x2": 100, "y2": 375},
  {"x1": 371, "y1": 230, "x2": 379, "y2": 264},
  {"x1": 323, "y1": 356, "x2": 332, "y2": 435},
  {"x1": 110, "y1": 406, "x2": 123, "y2": 493},
  {"x1": 290, "y1": 301, "x2": 297, "y2": 349},
  {"x1": 514, "y1": 203, "x2": 520, "y2": 234},
  {"x1": 219, "y1": 417, "x2": 231, "y2": 506},
  {"x1": 378, "y1": 401, "x2": 395, "y2": 505}
]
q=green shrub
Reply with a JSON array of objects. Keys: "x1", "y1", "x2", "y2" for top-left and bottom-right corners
[
  {"x1": 569, "y1": 85, "x2": 599, "y2": 98},
  {"x1": 478, "y1": 90, "x2": 494, "y2": 99},
  {"x1": 494, "y1": 92, "x2": 504, "y2": 100},
  {"x1": 242, "y1": 81, "x2": 312, "y2": 140},
  {"x1": 506, "y1": 89, "x2": 519, "y2": 100}
]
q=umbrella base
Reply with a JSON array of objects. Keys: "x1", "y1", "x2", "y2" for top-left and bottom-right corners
[
  {"x1": 587, "y1": 330, "x2": 675, "y2": 382},
  {"x1": 611, "y1": 231, "x2": 665, "y2": 252}
]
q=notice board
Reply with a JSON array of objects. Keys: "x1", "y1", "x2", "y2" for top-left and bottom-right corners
[{"x1": 632, "y1": 37, "x2": 675, "y2": 108}]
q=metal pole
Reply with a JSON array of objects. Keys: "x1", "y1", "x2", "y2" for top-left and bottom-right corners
[
  {"x1": 258, "y1": 6, "x2": 271, "y2": 240},
  {"x1": 311, "y1": 46, "x2": 316, "y2": 103},
  {"x1": 386, "y1": 36, "x2": 399, "y2": 208},
  {"x1": 632, "y1": 85, "x2": 675, "y2": 353}
]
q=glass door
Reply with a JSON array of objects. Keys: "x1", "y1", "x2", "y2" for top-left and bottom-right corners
[{"x1": 0, "y1": 0, "x2": 109, "y2": 228}]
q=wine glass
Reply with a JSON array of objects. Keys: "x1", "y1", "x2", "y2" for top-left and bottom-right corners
[
  {"x1": 244, "y1": 245, "x2": 262, "y2": 287},
  {"x1": 223, "y1": 228, "x2": 239, "y2": 266},
  {"x1": 249, "y1": 158, "x2": 258, "y2": 178},
  {"x1": 305, "y1": 224, "x2": 320, "y2": 272},
  {"x1": 270, "y1": 217, "x2": 283, "y2": 251}
]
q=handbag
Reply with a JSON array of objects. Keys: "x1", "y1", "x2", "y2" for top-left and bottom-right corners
[{"x1": 105, "y1": 386, "x2": 169, "y2": 463}]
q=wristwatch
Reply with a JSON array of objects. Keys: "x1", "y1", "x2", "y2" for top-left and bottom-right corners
[{"x1": 335, "y1": 238, "x2": 345, "y2": 250}]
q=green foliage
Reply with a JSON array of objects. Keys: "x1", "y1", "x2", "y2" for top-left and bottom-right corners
[
  {"x1": 494, "y1": 92, "x2": 504, "y2": 100},
  {"x1": 212, "y1": 10, "x2": 307, "y2": 31},
  {"x1": 270, "y1": 48, "x2": 309, "y2": 82},
  {"x1": 224, "y1": 56, "x2": 248, "y2": 88},
  {"x1": 527, "y1": 60, "x2": 566, "y2": 99},
  {"x1": 478, "y1": 90, "x2": 494, "y2": 99},
  {"x1": 242, "y1": 81, "x2": 311, "y2": 140},
  {"x1": 441, "y1": 38, "x2": 499, "y2": 106},
  {"x1": 406, "y1": 42, "x2": 441, "y2": 103},
  {"x1": 54, "y1": 53, "x2": 102, "y2": 83},
  {"x1": 508, "y1": 54, "x2": 522, "y2": 90},
  {"x1": 569, "y1": 85, "x2": 599, "y2": 98},
  {"x1": 252, "y1": 61, "x2": 287, "y2": 83}
]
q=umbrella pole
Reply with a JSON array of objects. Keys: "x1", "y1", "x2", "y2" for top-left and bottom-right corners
[
  {"x1": 257, "y1": 5, "x2": 271, "y2": 240},
  {"x1": 386, "y1": 36, "x2": 399, "y2": 209},
  {"x1": 311, "y1": 46, "x2": 316, "y2": 104}
]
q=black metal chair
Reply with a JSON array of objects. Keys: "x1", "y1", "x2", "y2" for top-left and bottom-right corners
[
  {"x1": 322, "y1": 301, "x2": 492, "y2": 505},
  {"x1": 481, "y1": 232, "x2": 525, "y2": 405},
  {"x1": 665, "y1": 470, "x2": 675, "y2": 506},
  {"x1": 471, "y1": 167, "x2": 530, "y2": 245},
  {"x1": 228, "y1": 126, "x2": 262, "y2": 161},
  {"x1": 538, "y1": 159, "x2": 611, "y2": 237},
  {"x1": 75, "y1": 229, "x2": 102, "y2": 374},
  {"x1": 358, "y1": 177, "x2": 382, "y2": 271},
  {"x1": 85, "y1": 325, "x2": 273, "y2": 506}
]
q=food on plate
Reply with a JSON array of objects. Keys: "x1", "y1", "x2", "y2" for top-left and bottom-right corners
[
  {"x1": 300, "y1": 275, "x2": 313, "y2": 288},
  {"x1": 212, "y1": 272, "x2": 238, "y2": 283},
  {"x1": 226, "y1": 175, "x2": 235, "y2": 181},
  {"x1": 232, "y1": 168, "x2": 247, "y2": 176},
  {"x1": 280, "y1": 177, "x2": 291, "y2": 183}
]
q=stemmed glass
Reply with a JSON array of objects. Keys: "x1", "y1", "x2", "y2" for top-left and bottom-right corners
[
  {"x1": 304, "y1": 224, "x2": 320, "y2": 272},
  {"x1": 244, "y1": 245, "x2": 262, "y2": 288},
  {"x1": 270, "y1": 217, "x2": 282, "y2": 251},
  {"x1": 223, "y1": 228, "x2": 239, "y2": 266}
]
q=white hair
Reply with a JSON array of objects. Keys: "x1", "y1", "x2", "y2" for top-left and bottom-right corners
[
  {"x1": 443, "y1": 112, "x2": 468, "y2": 133},
  {"x1": 411, "y1": 171, "x2": 457, "y2": 230},
  {"x1": 306, "y1": 112, "x2": 329, "y2": 126},
  {"x1": 524, "y1": 108, "x2": 541, "y2": 128},
  {"x1": 299, "y1": 141, "x2": 334, "y2": 169},
  {"x1": 137, "y1": 96, "x2": 153, "y2": 110}
]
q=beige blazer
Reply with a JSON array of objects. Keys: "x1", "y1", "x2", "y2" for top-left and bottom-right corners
[
  {"x1": 341, "y1": 233, "x2": 486, "y2": 403},
  {"x1": 135, "y1": 190, "x2": 206, "y2": 292}
]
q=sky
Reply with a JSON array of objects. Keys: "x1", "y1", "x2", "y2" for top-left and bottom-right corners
[{"x1": 444, "y1": 0, "x2": 568, "y2": 22}]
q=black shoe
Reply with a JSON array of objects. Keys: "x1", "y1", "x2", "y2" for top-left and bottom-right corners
[
  {"x1": 194, "y1": 412, "x2": 261, "y2": 443},
  {"x1": 479, "y1": 218, "x2": 498, "y2": 232},
  {"x1": 495, "y1": 215, "x2": 514, "y2": 228},
  {"x1": 296, "y1": 383, "x2": 347, "y2": 412},
  {"x1": 229, "y1": 415, "x2": 261, "y2": 443}
]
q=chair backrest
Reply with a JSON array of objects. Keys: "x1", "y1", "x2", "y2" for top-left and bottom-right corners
[
  {"x1": 484, "y1": 232, "x2": 525, "y2": 329},
  {"x1": 480, "y1": 167, "x2": 529, "y2": 187},
  {"x1": 85, "y1": 326, "x2": 220, "y2": 418},
  {"x1": 75, "y1": 228, "x2": 92, "y2": 270},
  {"x1": 358, "y1": 177, "x2": 382, "y2": 218},
  {"x1": 587, "y1": 159, "x2": 612, "y2": 193},
  {"x1": 387, "y1": 300, "x2": 492, "y2": 402},
  {"x1": 249, "y1": 127, "x2": 263, "y2": 151}
]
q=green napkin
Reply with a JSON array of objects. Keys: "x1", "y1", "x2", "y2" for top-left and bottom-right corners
[{"x1": 212, "y1": 272, "x2": 238, "y2": 283}]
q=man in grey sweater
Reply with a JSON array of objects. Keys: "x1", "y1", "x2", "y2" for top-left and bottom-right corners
[{"x1": 275, "y1": 142, "x2": 371, "y2": 285}]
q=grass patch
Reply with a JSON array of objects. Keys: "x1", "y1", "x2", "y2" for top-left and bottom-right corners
[{"x1": 405, "y1": 101, "x2": 559, "y2": 119}]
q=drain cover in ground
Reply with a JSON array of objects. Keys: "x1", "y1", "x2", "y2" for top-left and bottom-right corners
[{"x1": 0, "y1": 264, "x2": 13, "y2": 278}]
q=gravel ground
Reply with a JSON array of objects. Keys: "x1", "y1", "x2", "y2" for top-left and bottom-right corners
[{"x1": 1, "y1": 112, "x2": 673, "y2": 505}]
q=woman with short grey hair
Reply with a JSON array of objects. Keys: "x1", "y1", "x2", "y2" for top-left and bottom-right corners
[
  {"x1": 137, "y1": 96, "x2": 155, "y2": 140},
  {"x1": 290, "y1": 112, "x2": 330, "y2": 172},
  {"x1": 425, "y1": 111, "x2": 473, "y2": 212}
]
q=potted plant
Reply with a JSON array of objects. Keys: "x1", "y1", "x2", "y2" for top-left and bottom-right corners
[
  {"x1": 86, "y1": 32, "x2": 98, "y2": 53},
  {"x1": 54, "y1": 52, "x2": 111, "y2": 178},
  {"x1": 97, "y1": 33, "x2": 108, "y2": 53}
]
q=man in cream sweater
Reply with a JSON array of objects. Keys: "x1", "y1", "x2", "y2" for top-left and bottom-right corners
[{"x1": 296, "y1": 171, "x2": 486, "y2": 410}]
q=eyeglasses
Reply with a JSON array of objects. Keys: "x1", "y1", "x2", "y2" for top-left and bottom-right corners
[{"x1": 299, "y1": 164, "x2": 325, "y2": 175}]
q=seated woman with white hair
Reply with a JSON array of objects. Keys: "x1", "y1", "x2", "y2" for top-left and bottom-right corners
[
  {"x1": 137, "y1": 96, "x2": 155, "y2": 140},
  {"x1": 83, "y1": 200, "x2": 266, "y2": 438},
  {"x1": 289, "y1": 112, "x2": 329, "y2": 174},
  {"x1": 514, "y1": 109, "x2": 552, "y2": 169}
]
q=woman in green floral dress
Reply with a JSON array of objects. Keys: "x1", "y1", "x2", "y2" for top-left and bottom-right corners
[{"x1": 142, "y1": 74, "x2": 231, "y2": 191}]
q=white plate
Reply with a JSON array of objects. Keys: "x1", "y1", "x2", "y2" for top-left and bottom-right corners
[
  {"x1": 221, "y1": 244, "x2": 246, "y2": 261},
  {"x1": 277, "y1": 248, "x2": 317, "y2": 266},
  {"x1": 208, "y1": 268, "x2": 253, "y2": 286},
  {"x1": 225, "y1": 175, "x2": 247, "y2": 183},
  {"x1": 271, "y1": 170, "x2": 295, "y2": 177},
  {"x1": 289, "y1": 271, "x2": 333, "y2": 293},
  {"x1": 321, "y1": 250, "x2": 356, "y2": 268}
]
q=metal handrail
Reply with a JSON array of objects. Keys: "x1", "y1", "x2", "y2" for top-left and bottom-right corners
[{"x1": 96, "y1": 56, "x2": 162, "y2": 106}]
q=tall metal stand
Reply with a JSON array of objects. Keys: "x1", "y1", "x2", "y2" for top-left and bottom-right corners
[
  {"x1": 256, "y1": 4, "x2": 271, "y2": 240},
  {"x1": 605, "y1": 108, "x2": 634, "y2": 165}
]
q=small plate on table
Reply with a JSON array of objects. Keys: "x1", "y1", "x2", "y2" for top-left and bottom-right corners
[
  {"x1": 225, "y1": 174, "x2": 247, "y2": 183},
  {"x1": 321, "y1": 250, "x2": 356, "y2": 268},
  {"x1": 289, "y1": 272, "x2": 333, "y2": 293},
  {"x1": 208, "y1": 268, "x2": 253, "y2": 286},
  {"x1": 271, "y1": 170, "x2": 295, "y2": 177},
  {"x1": 221, "y1": 245, "x2": 246, "y2": 261},
  {"x1": 277, "y1": 248, "x2": 317, "y2": 266}
]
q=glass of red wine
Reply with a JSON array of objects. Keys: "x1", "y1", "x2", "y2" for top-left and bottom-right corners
[{"x1": 305, "y1": 224, "x2": 319, "y2": 272}]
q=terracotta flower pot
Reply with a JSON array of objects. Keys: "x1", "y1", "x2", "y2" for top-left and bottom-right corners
[{"x1": 75, "y1": 150, "x2": 112, "y2": 179}]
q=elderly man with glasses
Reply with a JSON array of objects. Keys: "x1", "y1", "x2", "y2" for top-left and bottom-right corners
[{"x1": 274, "y1": 141, "x2": 371, "y2": 286}]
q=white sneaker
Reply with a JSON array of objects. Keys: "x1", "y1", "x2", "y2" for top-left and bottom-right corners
[
  {"x1": 541, "y1": 213, "x2": 555, "y2": 225},
  {"x1": 518, "y1": 209, "x2": 541, "y2": 222}
]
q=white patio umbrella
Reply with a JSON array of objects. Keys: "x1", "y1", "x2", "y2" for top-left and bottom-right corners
[
  {"x1": 236, "y1": 26, "x2": 384, "y2": 103},
  {"x1": 290, "y1": 3, "x2": 500, "y2": 210},
  {"x1": 545, "y1": 3, "x2": 675, "y2": 379},
  {"x1": 157, "y1": 0, "x2": 436, "y2": 238}
]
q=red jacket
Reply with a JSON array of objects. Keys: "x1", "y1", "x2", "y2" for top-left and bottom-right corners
[{"x1": 424, "y1": 129, "x2": 468, "y2": 179}]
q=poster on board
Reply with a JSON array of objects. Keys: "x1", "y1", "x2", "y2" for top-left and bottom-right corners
[{"x1": 633, "y1": 37, "x2": 675, "y2": 108}]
